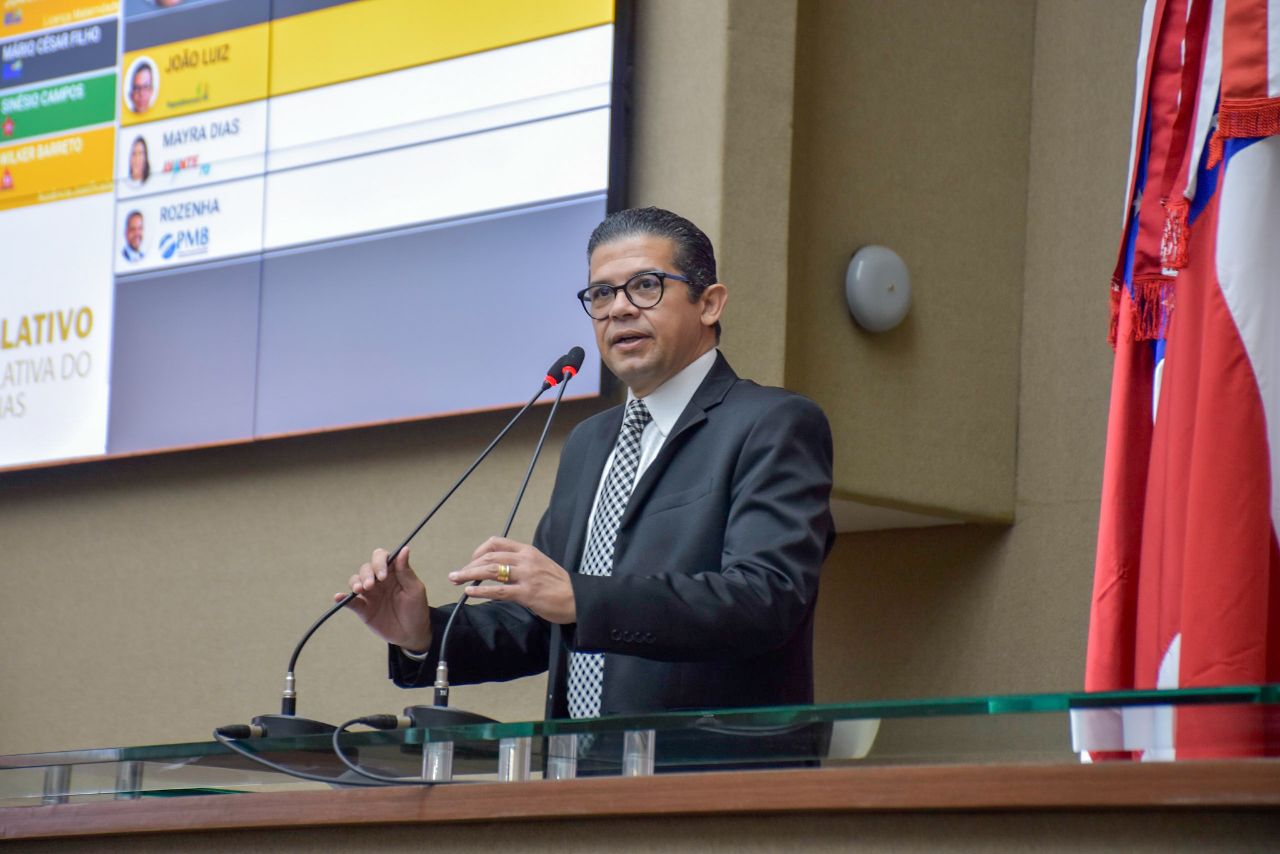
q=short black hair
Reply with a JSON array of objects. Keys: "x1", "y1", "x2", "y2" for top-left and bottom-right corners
[{"x1": 587, "y1": 207, "x2": 721, "y2": 340}]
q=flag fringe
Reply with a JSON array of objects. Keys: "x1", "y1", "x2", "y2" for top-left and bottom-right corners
[
  {"x1": 1160, "y1": 197, "x2": 1191, "y2": 269},
  {"x1": 1207, "y1": 96, "x2": 1280, "y2": 167},
  {"x1": 1109, "y1": 277, "x2": 1122, "y2": 347},
  {"x1": 1132, "y1": 274, "x2": 1175, "y2": 341},
  {"x1": 1109, "y1": 275, "x2": 1176, "y2": 346}
]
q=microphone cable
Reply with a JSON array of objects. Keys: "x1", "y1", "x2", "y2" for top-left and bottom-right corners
[
  {"x1": 328, "y1": 715, "x2": 439, "y2": 785},
  {"x1": 212, "y1": 724, "x2": 391, "y2": 788}
]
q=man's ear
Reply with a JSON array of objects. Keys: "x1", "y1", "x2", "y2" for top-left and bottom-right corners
[{"x1": 700, "y1": 282, "x2": 728, "y2": 328}]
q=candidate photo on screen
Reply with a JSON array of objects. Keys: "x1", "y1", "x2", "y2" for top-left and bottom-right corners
[
  {"x1": 122, "y1": 211, "x2": 146, "y2": 262},
  {"x1": 125, "y1": 59, "x2": 158, "y2": 115},
  {"x1": 126, "y1": 136, "x2": 151, "y2": 189}
]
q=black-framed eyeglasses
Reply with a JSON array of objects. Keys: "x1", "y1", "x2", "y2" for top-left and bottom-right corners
[{"x1": 576, "y1": 270, "x2": 690, "y2": 319}]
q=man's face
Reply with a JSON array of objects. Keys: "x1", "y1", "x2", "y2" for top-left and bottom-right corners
[
  {"x1": 126, "y1": 214, "x2": 144, "y2": 251},
  {"x1": 130, "y1": 67, "x2": 153, "y2": 113},
  {"x1": 586, "y1": 234, "x2": 724, "y2": 398}
]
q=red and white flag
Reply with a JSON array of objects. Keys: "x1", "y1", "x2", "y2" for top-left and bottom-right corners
[{"x1": 1083, "y1": 0, "x2": 1280, "y2": 759}]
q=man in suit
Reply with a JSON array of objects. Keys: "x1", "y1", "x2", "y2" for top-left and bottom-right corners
[{"x1": 342, "y1": 207, "x2": 834, "y2": 719}]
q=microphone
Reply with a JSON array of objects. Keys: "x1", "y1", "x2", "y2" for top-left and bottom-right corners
[
  {"x1": 250, "y1": 349, "x2": 583, "y2": 737},
  {"x1": 321, "y1": 346, "x2": 584, "y2": 781},
  {"x1": 545, "y1": 346, "x2": 583, "y2": 387},
  {"x1": 431, "y1": 345, "x2": 584, "y2": 708},
  {"x1": 323, "y1": 346, "x2": 586, "y2": 783},
  {"x1": 504, "y1": 346, "x2": 583, "y2": 537}
]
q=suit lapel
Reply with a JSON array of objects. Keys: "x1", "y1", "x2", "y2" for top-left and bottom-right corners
[{"x1": 618, "y1": 352, "x2": 737, "y2": 530}]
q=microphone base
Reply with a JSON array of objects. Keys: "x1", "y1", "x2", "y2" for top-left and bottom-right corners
[
  {"x1": 403, "y1": 705, "x2": 497, "y2": 728},
  {"x1": 251, "y1": 714, "x2": 337, "y2": 737},
  {"x1": 403, "y1": 706, "x2": 500, "y2": 782}
]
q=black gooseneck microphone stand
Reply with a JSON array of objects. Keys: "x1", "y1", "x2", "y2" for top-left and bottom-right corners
[
  {"x1": 331, "y1": 347, "x2": 585, "y2": 783},
  {"x1": 217, "y1": 349, "x2": 580, "y2": 745},
  {"x1": 430, "y1": 346, "x2": 583, "y2": 711}
]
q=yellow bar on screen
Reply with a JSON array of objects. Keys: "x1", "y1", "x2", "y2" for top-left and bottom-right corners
[{"x1": 268, "y1": 0, "x2": 613, "y2": 97}]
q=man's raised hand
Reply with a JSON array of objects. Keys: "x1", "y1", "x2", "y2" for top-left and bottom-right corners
[{"x1": 339, "y1": 547, "x2": 433, "y2": 653}]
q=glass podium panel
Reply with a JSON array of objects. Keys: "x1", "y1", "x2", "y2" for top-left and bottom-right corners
[{"x1": 3, "y1": 684, "x2": 1278, "y2": 807}]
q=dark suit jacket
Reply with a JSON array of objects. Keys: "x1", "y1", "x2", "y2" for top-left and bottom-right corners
[{"x1": 389, "y1": 352, "x2": 835, "y2": 718}]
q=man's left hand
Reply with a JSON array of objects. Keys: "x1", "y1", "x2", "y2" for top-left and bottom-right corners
[{"x1": 450, "y1": 536, "x2": 577, "y2": 624}]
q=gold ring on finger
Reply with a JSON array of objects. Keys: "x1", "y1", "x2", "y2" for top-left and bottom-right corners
[{"x1": 496, "y1": 563, "x2": 512, "y2": 584}]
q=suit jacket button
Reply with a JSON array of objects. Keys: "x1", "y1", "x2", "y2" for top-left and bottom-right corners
[
  {"x1": 644, "y1": 633, "x2": 655, "y2": 643},
  {"x1": 622, "y1": 631, "x2": 633, "y2": 642},
  {"x1": 610, "y1": 629, "x2": 621, "y2": 641}
]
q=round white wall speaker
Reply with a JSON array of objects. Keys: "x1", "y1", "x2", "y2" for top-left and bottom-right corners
[{"x1": 845, "y1": 245, "x2": 911, "y2": 332}]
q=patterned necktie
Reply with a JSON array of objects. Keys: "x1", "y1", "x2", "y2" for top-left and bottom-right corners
[{"x1": 566, "y1": 398, "x2": 653, "y2": 719}]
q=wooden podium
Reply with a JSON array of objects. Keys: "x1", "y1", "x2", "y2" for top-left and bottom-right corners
[
  {"x1": 6, "y1": 687, "x2": 1280, "y2": 851},
  {"x1": 5, "y1": 763, "x2": 1280, "y2": 851}
]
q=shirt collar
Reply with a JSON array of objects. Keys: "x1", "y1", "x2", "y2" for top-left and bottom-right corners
[{"x1": 627, "y1": 347, "x2": 718, "y2": 437}]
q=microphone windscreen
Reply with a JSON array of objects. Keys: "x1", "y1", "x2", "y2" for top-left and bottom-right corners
[
  {"x1": 564, "y1": 346, "x2": 585, "y2": 374},
  {"x1": 545, "y1": 353, "x2": 569, "y2": 382}
]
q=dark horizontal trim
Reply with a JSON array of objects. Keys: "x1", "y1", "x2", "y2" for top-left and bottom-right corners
[{"x1": 125, "y1": 0, "x2": 271, "y2": 52}]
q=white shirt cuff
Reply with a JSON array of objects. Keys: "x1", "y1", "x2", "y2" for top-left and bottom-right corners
[{"x1": 400, "y1": 645, "x2": 430, "y2": 661}]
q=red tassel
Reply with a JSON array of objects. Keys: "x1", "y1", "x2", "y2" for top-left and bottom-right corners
[
  {"x1": 1207, "y1": 134, "x2": 1224, "y2": 170},
  {"x1": 1206, "y1": 97, "x2": 1280, "y2": 168},
  {"x1": 1129, "y1": 274, "x2": 1175, "y2": 341},
  {"x1": 1109, "y1": 277, "x2": 1122, "y2": 348},
  {"x1": 1160, "y1": 197, "x2": 1191, "y2": 269}
]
